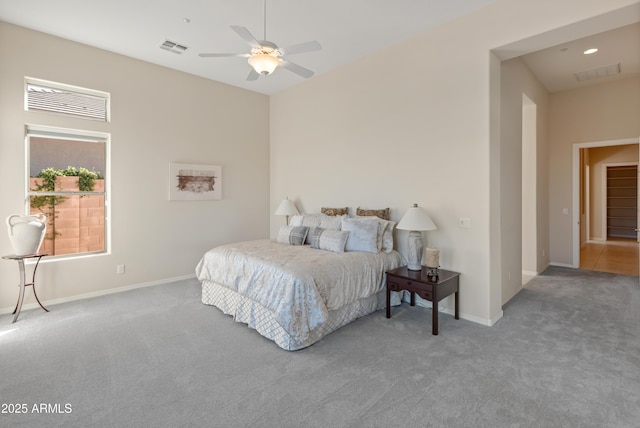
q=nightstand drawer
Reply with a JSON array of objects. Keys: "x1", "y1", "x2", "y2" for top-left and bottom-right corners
[
  {"x1": 387, "y1": 276, "x2": 411, "y2": 291},
  {"x1": 387, "y1": 276, "x2": 433, "y2": 295},
  {"x1": 415, "y1": 289, "x2": 433, "y2": 301},
  {"x1": 386, "y1": 277, "x2": 404, "y2": 291}
]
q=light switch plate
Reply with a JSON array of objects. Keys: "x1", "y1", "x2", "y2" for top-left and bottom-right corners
[{"x1": 459, "y1": 217, "x2": 471, "y2": 228}]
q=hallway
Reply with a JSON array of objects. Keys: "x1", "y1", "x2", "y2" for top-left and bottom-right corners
[{"x1": 580, "y1": 238, "x2": 639, "y2": 276}]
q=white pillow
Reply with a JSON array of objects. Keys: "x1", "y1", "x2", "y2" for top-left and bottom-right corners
[
  {"x1": 289, "y1": 214, "x2": 304, "y2": 227},
  {"x1": 300, "y1": 214, "x2": 323, "y2": 228},
  {"x1": 319, "y1": 214, "x2": 346, "y2": 230},
  {"x1": 276, "y1": 226, "x2": 308, "y2": 246},
  {"x1": 308, "y1": 227, "x2": 349, "y2": 252},
  {"x1": 341, "y1": 217, "x2": 380, "y2": 253},
  {"x1": 289, "y1": 213, "x2": 345, "y2": 244},
  {"x1": 290, "y1": 213, "x2": 345, "y2": 229},
  {"x1": 357, "y1": 215, "x2": 396, "y2": 253}
]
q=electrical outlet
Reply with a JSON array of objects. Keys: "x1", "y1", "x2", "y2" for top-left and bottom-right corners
[
  {"x1": 117, "y1": 264, "x2": 125, "y2": 274},
  {"x1": 459, "y1": 217, "x2": 471, "y2": 228}
]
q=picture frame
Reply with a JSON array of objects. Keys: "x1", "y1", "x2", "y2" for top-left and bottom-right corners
[{"x1": 169, "y1": 162, "x2": 222, "y2": 201}]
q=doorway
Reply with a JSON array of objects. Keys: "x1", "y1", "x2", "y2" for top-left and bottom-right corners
[{"x1": 572, "y1": 138, "x2": 640, "y2": 275}]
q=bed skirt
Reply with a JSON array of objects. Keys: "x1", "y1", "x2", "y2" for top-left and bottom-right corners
[{"x1": 201, "y1": 280, "x2": 401, "y2": 351}]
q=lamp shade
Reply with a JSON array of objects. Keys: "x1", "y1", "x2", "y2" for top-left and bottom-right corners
[
  {"x1": 248, "y1": 54, "x2": 279, "y2": 75},
  {"x1": 275, "y1": 198, "x2": 299, "y2": 216},
  {"x1": 396, "y1": 204, "x2": 437, "y2": 231}
]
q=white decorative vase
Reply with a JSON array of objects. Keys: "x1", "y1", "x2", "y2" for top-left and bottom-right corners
[{"x1": 6, "y1": 214, "x2": 47, "y2": 256}]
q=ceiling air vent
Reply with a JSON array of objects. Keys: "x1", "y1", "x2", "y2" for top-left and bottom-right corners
[
  {"x1": 160, "y1": 39, "x2": 188, "y2": 54},
  {"x1": 574, "y1": 63, "x2": 621, "y2": 82}
]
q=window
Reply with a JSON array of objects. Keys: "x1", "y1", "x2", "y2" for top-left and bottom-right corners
[
  {"x1": 26, "y1": 126, "x2": 109, "y2": 257},
  {"x1": 23, "y1": 78, "x2": 110, "y2": 258},
  {"x1": 25, "y1": 77, "x2": 109, "y2": 122}
]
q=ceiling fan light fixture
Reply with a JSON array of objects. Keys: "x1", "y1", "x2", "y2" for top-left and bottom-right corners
[{"x1": 248, "y1": 53, "x2": 279, "y2": 75}]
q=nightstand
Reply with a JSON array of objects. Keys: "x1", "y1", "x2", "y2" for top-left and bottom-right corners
[{"x1": 386, "y1": 266, "x2": 460, "y2": 335}]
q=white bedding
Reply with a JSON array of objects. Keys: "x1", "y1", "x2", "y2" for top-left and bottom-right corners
[{"x1": 195, "y1": 239, "x2": 404, "y2": 349}]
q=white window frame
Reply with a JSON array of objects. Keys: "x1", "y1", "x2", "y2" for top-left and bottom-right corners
[{"x1": 25, "y1": 124, "x2": 111, "y2": 258}]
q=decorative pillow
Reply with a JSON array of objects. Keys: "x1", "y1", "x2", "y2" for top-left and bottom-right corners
[
  {"x1": 307, "y1": 227, "x2": 324, "y2": 248},
  {"x1": 341, "y1": 217, "x2": 380, "y2": 253},
  {"x1": 321, "y1": 207, "x2": 349, "y2": 216},
  {"x1": 356, "y1": 207, "x2": 390, "y2": 220},
  {"x1": 289, "y1": 214, "x2": 321, "y2": 245},
  {"x1": 276, "y1": 226, "x2": 309, "y2": 246},
  {"x1": 308, "y1": 227, "x2": 349, "y2": 252},
  {"x1": 381, "y1": 220, "x2": 396, "y2": 253},
  {"x1": 357, "y1": 216, "x2": 396, "y2": 253}
]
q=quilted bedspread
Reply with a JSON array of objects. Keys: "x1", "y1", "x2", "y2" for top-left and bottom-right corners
[{"x1": 195, "y1": 239, "x2": 404, "y2": 343}]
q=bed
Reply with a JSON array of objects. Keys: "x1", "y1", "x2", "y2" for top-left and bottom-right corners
[{"x1": 196, "y1": 213, "x2": 405, "y2": 350}]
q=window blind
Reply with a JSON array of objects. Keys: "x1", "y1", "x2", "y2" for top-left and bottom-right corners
[{"x1": 26, "y1": 81, "x2": 109, "y2": 121}]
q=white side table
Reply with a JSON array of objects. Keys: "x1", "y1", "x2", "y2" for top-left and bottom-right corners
[{"x1": 2, "y1": 253, "x2": 49, "y2": 323}]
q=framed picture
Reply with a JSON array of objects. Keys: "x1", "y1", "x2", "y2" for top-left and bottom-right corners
[{"x1": 169, "y1": 163, "x2": 222, "y2": 201}]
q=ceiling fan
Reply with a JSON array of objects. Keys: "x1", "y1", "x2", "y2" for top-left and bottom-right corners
[{"x1": 199, "y1": 0, "x2": 321, "y2": 81}]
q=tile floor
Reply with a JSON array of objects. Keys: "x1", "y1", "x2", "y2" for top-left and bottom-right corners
[{"x1": 580, "y1": 238, "x2": 639, "y2": 276}]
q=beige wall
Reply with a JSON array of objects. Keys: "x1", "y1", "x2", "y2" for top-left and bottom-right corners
[
  {"x1": 3, "y1": 0, "x2": 638, "y2": 324},
  {"x1": 270, "y1": 0, "x2": 639, "y2": 325},
  {"x1": 587, "y1": 144, "x2": 639, "y2": 240},
  {"x1": 548, "y1": 76, "x2": 640, "y2": 265},
  {"x1": 499, "y1": 58, "x2": 549, "y2": 304},
  {"x1": 0, "y1": 22, "x2": 270, "y2": 312}
]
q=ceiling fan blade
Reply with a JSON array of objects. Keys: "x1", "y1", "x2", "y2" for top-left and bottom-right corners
[
  {"x1": 230, "y1": 25, "x2": 261, "y2": 49},
  {"x1": 198, "y1": 53, "x2": 250, "y2": 58},
  {"x1": 281, "y1": 60, "x2": 314, "y2": 79},
  {"x1": 246, "y1": 68, "x2": 260, "y2": 81},
  {"x1": 282, "y1": 40, "x2": 321, "y2": 55}
]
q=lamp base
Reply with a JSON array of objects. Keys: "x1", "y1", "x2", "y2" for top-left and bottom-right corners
[{"x1": 406, "y1": 230, "x2": 423, "y2": 271}]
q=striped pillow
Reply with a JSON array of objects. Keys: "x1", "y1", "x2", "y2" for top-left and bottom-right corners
[{"x1": 276, "y1": 226, "x2": 309, "y2": 246}]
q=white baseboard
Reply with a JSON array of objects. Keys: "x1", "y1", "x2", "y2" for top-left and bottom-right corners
[
  {"x1": 549, "y1": 262, "x2": 575, "y2": 268},
  {"x1": 0, "y1": 273, "x2": 197, "y2": 315},
  {"x1": 522, "y1": 270, "x2": 538, "y2": 277},
  {"x1": 405, "y1": 293, "x2": 499, "y2": 327},
  {"x1": 502, "y1": 284, "x2": 523, "y2": 305},
  {"x1": 460, "y1": 310, "x2": 503, "y2": 326}
]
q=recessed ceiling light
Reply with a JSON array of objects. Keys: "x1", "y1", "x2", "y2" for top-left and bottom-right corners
[{"x1": 583, "y1": 48, "x2": 598, "y2": 55}]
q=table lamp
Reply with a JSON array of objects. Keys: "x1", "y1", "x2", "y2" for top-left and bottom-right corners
[
  {"x1": 274, "y1": 197, "x2": 299, "y2": 225},
  {"x1": 396, "y1": 203, "x2": 437, "y2": 270}
]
